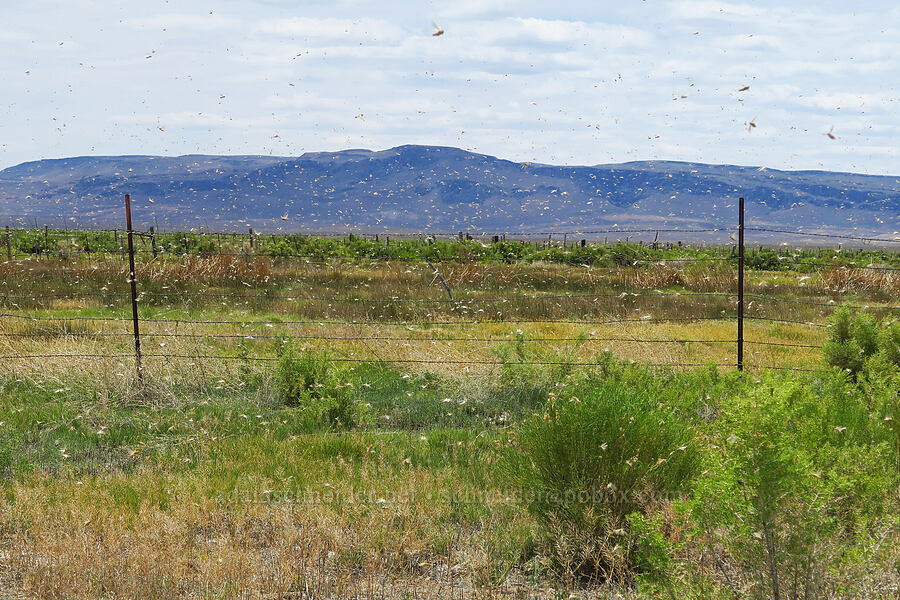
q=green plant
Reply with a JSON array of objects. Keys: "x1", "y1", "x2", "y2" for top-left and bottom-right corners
[
  {"x1": 275, "y1": 344, "x2": 364, "y2": 428},
  {"x1": 504, "y1": 383, "x2": 700, "y2": 584},
  {"x1": 823, "y1": 308, "x2": 877, "y2": 378},
  {"x1": 693, "y1": 374, "x2": 898, "y2": 600}
]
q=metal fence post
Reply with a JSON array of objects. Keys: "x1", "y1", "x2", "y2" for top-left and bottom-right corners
[
  {"x1": 738, "y1": 196, "x2": 745, "y2": 372},
  {"x1": 4, "y1": 226, "x2": 10, "y2": 261},
  {"x1": 124, "y1": 194, "x2": 143, "y2": 384}
]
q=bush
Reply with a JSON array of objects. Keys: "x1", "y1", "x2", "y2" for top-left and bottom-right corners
[
  {"x1": 823, "y1": 308, "x2": 877, "y2": 378},
  {"x1": 693, "y1": 374, "x2": 898, "y2": 600},
  {"x1": 275, "y1": 344, "x2": 364, "y2": 429},
  {"x1": 824, "y1": 309, "x2": 899, "y2": 379},
  {"x1": 504, "y1": 383, "x2": 700, "y2": 584}
]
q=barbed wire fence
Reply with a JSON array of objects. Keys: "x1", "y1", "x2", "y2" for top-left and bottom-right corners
[{"x1": 1, "y1": 195, "x2": 898, "y2": 383}]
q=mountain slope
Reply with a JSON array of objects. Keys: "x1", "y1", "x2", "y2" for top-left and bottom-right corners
[{"x1": 1, "y1": 145, "x2": 898, "y2": 241}]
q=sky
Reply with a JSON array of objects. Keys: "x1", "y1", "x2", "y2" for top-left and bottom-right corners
[{"x1": 2, "y1": 0, "x2": 899, "y2": 175}]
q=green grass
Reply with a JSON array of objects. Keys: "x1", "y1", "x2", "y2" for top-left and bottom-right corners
[{"x1": 1, "y1": 238, "x2": 899, "y2": 599}]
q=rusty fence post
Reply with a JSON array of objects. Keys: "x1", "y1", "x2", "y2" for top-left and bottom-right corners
[{"x1": 124, "y1": 194, "x2": 143, "y2": 384}]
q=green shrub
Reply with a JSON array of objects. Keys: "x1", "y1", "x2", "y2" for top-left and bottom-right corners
[
  {"x1": 693, "y1": 374, "x2": 898, "y2": 600},
  {"x1": 275, "y1": 344, "x2": 364, "y2": 429},
  {"x1": 824, "y1": 310, "x2": 900, "y2": 380},
  {"x1": 875, "y1": 319, "x2": 900, "y2": 367},
  {"x1": 823, "y1": 308, "x2": 876, "y2": 378},
  {"x1": 491, "y1": 336, "x2": 577, "y2": 410},
  {"x1": 504, "y1": 383, "x2": 700, "y2": 584}
]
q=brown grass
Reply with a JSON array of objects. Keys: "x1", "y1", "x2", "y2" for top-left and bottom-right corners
[
  {"x1": 819, "y1": 266, "x2": 898, "y2": 297},
  {"x1": 1, "y1": 254, "x2": 898, "y2": 599},
  {"x1": 1, "y1": 461, "x2": 588, "y2": 600}
]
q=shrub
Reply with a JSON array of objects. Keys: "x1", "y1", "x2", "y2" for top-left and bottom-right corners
[
  {"x1": 504, "y1": 383, "x2": 700, "y2": 584},
  {"x1": 823, "y1": 308, "x2": 877, "y2": 378},
  {"x1": 824, "y1": 309, "x2": 900, "y2": 379},
  {"x1": 693, "y1": 374, "x2": 898, "y2": 600},
  {"x1": 875, "y1": 319, "x2": 900, "y2": 367},
  {"x1": 275, "y1": 344, "x2": 364, "y2": 429}
]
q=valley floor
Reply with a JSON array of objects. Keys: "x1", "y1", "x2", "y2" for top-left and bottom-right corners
[{"x1": 1, "y1": 250, "x2": 898, "y2": 599}]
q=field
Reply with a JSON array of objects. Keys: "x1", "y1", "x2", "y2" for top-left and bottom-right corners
[{"x1": 1, "y1": 232, "x2": 899, "y2": 599}]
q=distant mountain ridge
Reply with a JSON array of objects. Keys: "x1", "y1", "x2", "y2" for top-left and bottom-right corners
[{"x1": 1, "y1": 145, "x2": 898, "y2": 242}]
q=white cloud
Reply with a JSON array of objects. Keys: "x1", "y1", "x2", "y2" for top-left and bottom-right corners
[
  {"x1": 0, "y1": 0, "x2": 898, "y2": 176},
  {"x1": 666, "y1": 0, "x2": 770, "y2": 21},
  {"x1": 254, "y1": 17, "x2": 406, "y2": 44},
  {"x1": 125, "y1": 13, "x2": 241, "y2": 31}
]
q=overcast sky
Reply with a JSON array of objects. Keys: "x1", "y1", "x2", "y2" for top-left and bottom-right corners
[{"x1": 2, "y1": 0, "x2": 898, "y2": 175}]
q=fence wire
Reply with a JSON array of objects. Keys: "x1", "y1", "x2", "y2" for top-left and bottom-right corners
[{"x1": 2, "y1": 221, "x2": 898, "y2": 377}]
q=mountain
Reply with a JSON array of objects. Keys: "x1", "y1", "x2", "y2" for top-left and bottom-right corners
[{"x1": 1, "y1": 145, "x2": 898, "y2": 243}]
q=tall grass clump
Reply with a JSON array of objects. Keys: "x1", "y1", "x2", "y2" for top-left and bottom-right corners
[
  {"x1": 491, "y1": 335, "x2": 580, "y2": 410},
  {"x1": 275, "y1": 343, "x2": 365, "y2": 429},
  {"x1": 504, "y1": 382, "x2": 700, "y2": 585}
]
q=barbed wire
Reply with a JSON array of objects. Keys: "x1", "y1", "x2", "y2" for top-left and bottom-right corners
[
  {"x1": 3, "y1": 226, "x2": 736, "y2": 237},
  {"x1": 745, "y1": 227, "x2": 900, "y2": 244},
  {"x1": 0, "y1": 330, "x2": 737, "y2": 344},
  {"x1": 8, "y1": 224, "x2": 899, "y2": 243},
  {"x1": 0, "y1": 351, "x2": 827, "y2": 373},
  {"x1": 743, "y1": 340, "x2": 821, "y2": 348},
  {"x1": 0, "y1": 290, "x2": 742, "y2": 303},
  {"x1": 3, "y1": 248, "x2": 740, "y2": 264},
  {"x1": 0, "y1": 312, "x2": 734, "y2": 327},
  {"x1": 0, "y1": 352, "x2": 736, "y2": 369},
  {"x1": 6, "y1": 289, "x2": 897, "y2": 313},
  {"x1": 742, "y1": 293, "x2": 900, "y2": 311},
  {"x1": 744, "y1": 316, "x2": 828, "y2": 327},
  {"x1": 742, "y1": 364, "x2": 827, "y2": 372}
]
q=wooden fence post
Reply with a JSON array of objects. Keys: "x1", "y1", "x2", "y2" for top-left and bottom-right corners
[{"x1": 149, "y1": 226, "x2": 158, "y2": 258}]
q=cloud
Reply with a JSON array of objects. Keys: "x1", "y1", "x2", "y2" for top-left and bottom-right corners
[
  {"x1": 125, "y1": 13, "x2": 241, "y2": 32},
  {"x1": 0, "y1": 0, "x2": 898, "y2": 177},
  {"x1": 666, "y1": 0, "x2": 770, "y2": 22},
  {"x1": 254, "y1": 17, "x2": 406, "y2": 44}
]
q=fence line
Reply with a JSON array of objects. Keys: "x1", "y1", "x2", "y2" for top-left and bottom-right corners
[
  {"x1": 0, "y1": 290, "x2": 742, "y2": 303},
  {"x1": 4, "y1": 292, "x2": 897, "y2": 312},
  {"x1": 0, "y1": 312, "x2": 737, "y2": 326},
  {"x1": 0, "y1": 352, "x2": 736, "y2": 369},
  {"x1": 0, "y1": 351, "x2": 830, "y2": 373},
  {"x1": 745, "y1": 227, "x2": 900, "y2": 243},
  {"x1": 0, "y1": 331, "x2": 738, "y2": 343},
  {"x1": 2, "y1": 197, "x2": 898, "y2": 380}
]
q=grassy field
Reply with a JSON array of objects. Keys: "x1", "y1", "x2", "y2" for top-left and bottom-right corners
[{"x1": 1, "y1": 238, "x2": 899, "y2": 599}]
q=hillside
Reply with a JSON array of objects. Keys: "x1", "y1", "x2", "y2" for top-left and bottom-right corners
[{"x1": 1, "y1": 145, "x2": 898, "y2": 241}]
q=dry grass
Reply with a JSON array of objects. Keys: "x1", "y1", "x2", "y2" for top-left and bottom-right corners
[
  {"x1": 819, "y1": 266, "x2": 899, "y2": 297},
  {"x1": 0, "y1": 439, "x2": 626, "y2": 600},
  {"x1": 1, "y1": 252, "x2": 897, "y2": 599}
]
